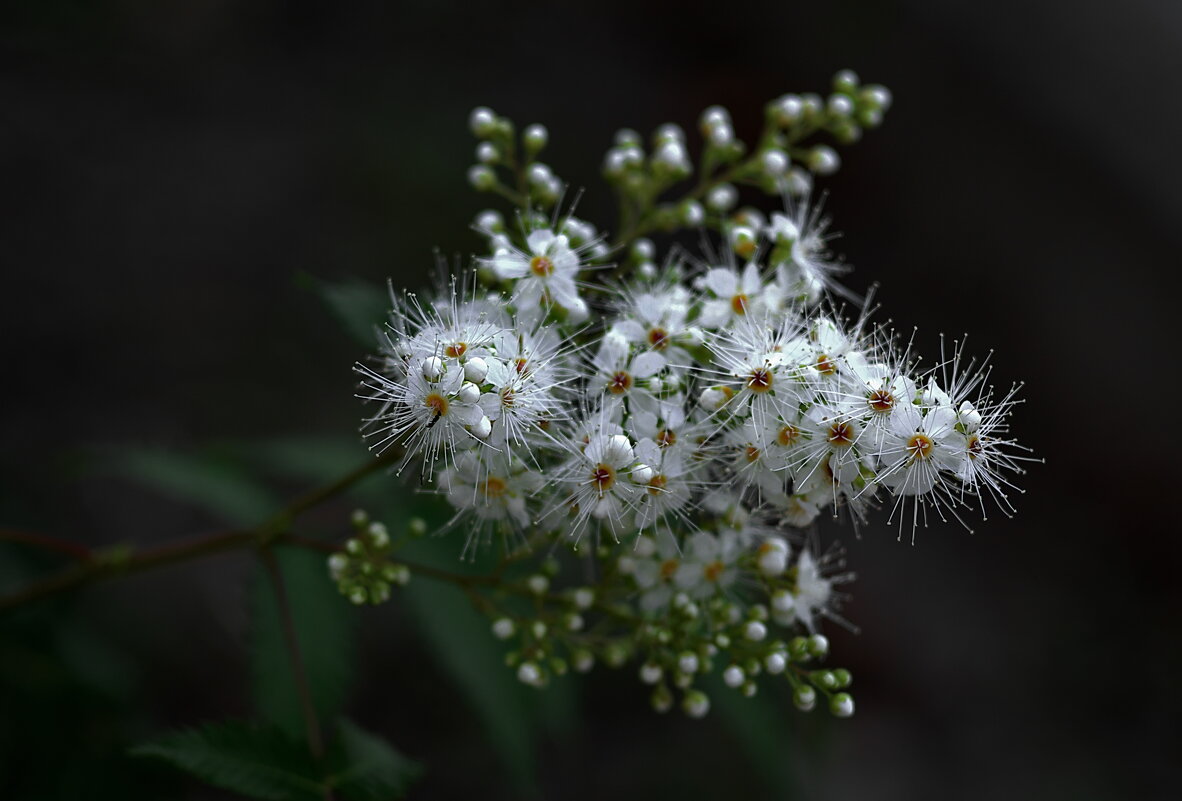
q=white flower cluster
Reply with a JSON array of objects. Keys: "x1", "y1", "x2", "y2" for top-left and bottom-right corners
[{"x1": 350, "y1": 72, "x2": 1033, "y2": 718}]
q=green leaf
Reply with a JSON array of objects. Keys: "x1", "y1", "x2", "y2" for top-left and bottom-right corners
[
  {"x1": 132, "y1": 719, "x2": 421, "y2": 801},
  {"x1": 303, "y1": 274, "x2": 389, "y2": 347},
  {"x1": 330, "y1": 719, "x2": 422, "y2": 801},
  {"x1": 705, "y1": 675, "x2": 796, "y2": 795},
  {"x1": 400, "y1": 535, "x2": 538, "y2": 792},
  {"x1": 248, "y1": 435, "x2": 370, "y2": 486},
  {"x1": 112, "y1": 448, "x2": 278, "y2": 527},
  {"x1": 131, "y1": 720, "x2": 326, "y2": 800},
  {"x1": 250, "y1": 547, "x2": 358, "y2": 741}
]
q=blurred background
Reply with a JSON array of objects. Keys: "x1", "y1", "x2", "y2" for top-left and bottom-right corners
[{"x1": 2, "y1": 1, "x2": 1179, "y2": 799}]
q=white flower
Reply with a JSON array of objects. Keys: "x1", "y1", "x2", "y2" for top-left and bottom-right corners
[
  {"x1": 356, "y1": 353, "x2": 490, "y2": 479},
  {"x1": 439, "y1": 450, "x2": 544, "y2": 552},
  {"x1": 551, "y1": 416, "x2": 649, "y2": 540},
  {"x1": 485, "y1": 229, "x2": 589, "y2": 322},
  {"x1": 631, "y1": 532, "x2": 684, "y2": 612},
  {"x1": 589, "y1": 330, "x2": 666, "y2": 414},
  {"x1": 610, "y1": 284, "x2": 700, "y2": 374},
  {"x1": 767, "y1": 195, "x2": 850, "y2": 303},
  {"x1": 772, "y1": 548, "x2": 851, "y2": 633},
  {"x1": 477, "y1": 325, "x2": 574, "y2": 462},
  {"x1": 672, "y1": 530, "x2": 743, "y2": 598},
  {"x1": 701, "y1": 315, "x2": 811, "y2": 425},
  {"x1": 873, "y1": 399, "x2": 969, "y2": 540},
  {"x1": 697, "y1": 262, "x2": 783, "y2": 328},
  {"x1": 725, "y1": 417, "x2": 790, "y2": 498},
  {"x1": 631, "y1": 436, "x2": 702, "y2": 531}
]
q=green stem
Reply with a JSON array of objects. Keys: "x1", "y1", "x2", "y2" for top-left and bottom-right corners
[{"x1": 0, "y1": 449, "x2": 401, "y2": 614}]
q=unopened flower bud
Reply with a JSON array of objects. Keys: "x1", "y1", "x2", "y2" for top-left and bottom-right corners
[
  {"x1": 475, "y1": 210, "x2": 503, "y2": 232},
  {"x1": 573, "y1": 649, "x2": 594, "y2": 673},
  {"x1": 523, "y1": 123, "x2": 548, "y2": 153},
  {"x1": 651, "y1": 684, "x2": 674, "y2": 713},
  {"x1": 572, "y1": 587, "x2": 595, "y2": 610},
  {"x1": 517, "y1": 661, "x2": 543, "y2": 687},
  {"x1": 457, "y1": 381, "x2": 481, "y2": 405},
  {"x1": 469, "y1": 106, "x2": 496, "y2": 137},
  {"x1": 830, "y1": 692, "x2": 855, "y2": 718},
  {"x1": 833, "y1": 69, "x2": 860, "y2": 93},
  {"x1": 762, "y1": 148, "x2": 789, "y2": 176},
  {"x1": 808, "y1": 145, "x2": 840, "y2": 175},
  {"x1": 491, "y1": 618, "x2": 515, "y2": 640},
  {"x1": 723, "y1": 664, "x2": 745, "y2": 688},
  {"x1": 467, "y1": 165, "x2": 496, "y2": 191},
  {"x1": 463, "y1": 357, "x2": 489, "y2": 383},
  {"x1": 793, "y1": 685, "x2": 817, "y2": 712},
  {"x1": 730, "y1": 226, "x2": 757, "y2": 259},
  {"x1": 744, "y1": 621, "x2": 768, "y2": 642},
  {"x1": 706, "y1": 183, "x2": 737, "y2": 213},
  {"x1": 420, "y1": 356, "x2": 444, "y2": 380},
  {"x1": 682, "y1": 690, "x2": 710, "y2": 718},
  {"x1": 469, "y1": 415, "x2": 492, "y2": 440},
  {"x1": 476, "y1": 141, "x2": 499, "y2": 164}
]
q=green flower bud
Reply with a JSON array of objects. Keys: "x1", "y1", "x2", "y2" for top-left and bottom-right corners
[
  {"x1": 793, "y1": 684, "x2": 817, "y2": 712},
  {"x1": 830, "y1": 692, "x2": 855, "y2": 718},
  {"x1": 523, "y1": 123, "x2": 549, "y2": 153},
  {"x1": 467, "y1": 165, "x2": 496, "y2": 191}
]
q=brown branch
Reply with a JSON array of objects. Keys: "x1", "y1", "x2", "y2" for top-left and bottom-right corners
[
  {"x1": 260, "y1": 548, "x2": 329, "y2": 775},
  {"x1": 0, "y1": 527, "x2": 94, "y2": 562},
  {"x1": 0, "y1": 449, "x2": 401, "y2": 614}
]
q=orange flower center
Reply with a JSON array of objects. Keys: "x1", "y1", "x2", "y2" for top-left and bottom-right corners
[
  {"x1": 731, "y1": 294, "x2": 750, "y2": 315},
  {"x1": 967, "y1": 434, "x2": 983, "y2": 460},
  {"x1": 745, "y1": 445, "x2": 761, "y2": 463},
  {"x1": 529, "y1": 255, "x2": 554, "y2": 277},
  {"x1": 703, "y1": 560, "x2": 725, "y2": 582},
  {"x1": 445, "y1": 342, "x2": 467, "y2": 358},
  {"x1": 608, "y1": 371, "x2": 633, "y2": 394},
  {"x1": 777, "y1": 424, "x2": 800, "y2": 446},
  {"x1": 814, "y1": 353, "x2": 837, "y2": 375},
  {"x1": 907, "y1": 433, "x2": 934, "y2": 461},
  {"x1": 591, "y1": 463, "x2": 616, "y2": 492},
  {"x1": 648, "y1": 327, "x2": 670, "y2": 350},
  {"x1": 647, "y1": 474, "x2": 667, "y2": 496},
  {"x1": 424, "y1": 393, "x2": 449, "y2": 416},
  {"x1": 656, "y1": 428, "x2": 678, "y2": 448},
  {"x1": 868, "y1": 388, "x2": 894, "y2": 412},
  {"x1": 747, "y1": 367, "x2": 773, "y2": 393},
  {"x1": 660, "y1": 558, "x2": 679, "y2": 580},
  {"x1": 827, "y1": 421, "x2": 854, "y2": 447},
  {"x1": 482, "y1": 476, "x2": 507, "y2": 498}
]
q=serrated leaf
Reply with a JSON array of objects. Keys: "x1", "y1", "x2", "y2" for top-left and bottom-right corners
[
  {"x1": 130, "y1": 720, "x2": 326, "y2": 800},
  {"x1": 113, "y1": 448, "x2": 278, "y2": 527},
  {"x1": 330, "y1": 719, "x2": 421, "y2": 801},
  {"x1": 304, "y1": 274, "x2": 389, "y2": 348},
  {"x1": 251, "y1": 547, "x2": 358, "y2": 741}
]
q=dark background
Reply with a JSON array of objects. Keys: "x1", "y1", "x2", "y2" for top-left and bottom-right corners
[{"x1": 2, "y1": 1, "x2": 1179, "y2": 799}]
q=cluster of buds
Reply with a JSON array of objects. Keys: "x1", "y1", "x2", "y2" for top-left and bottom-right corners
[
  {"x1": 328, "y1": 510, "x2": 411, "y2": 605},
  {"x1": 348, "y1": 70, "x2": 1035, "y2": 718}
]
